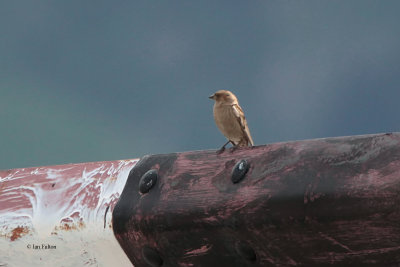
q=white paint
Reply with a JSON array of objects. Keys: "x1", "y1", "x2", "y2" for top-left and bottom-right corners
[{"x1": 0, "y1": 159, "x2": 138, "y2": 267}]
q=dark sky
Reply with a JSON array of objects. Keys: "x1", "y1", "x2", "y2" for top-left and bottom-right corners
[{"x1": 2, "y1": 1, "x2": 400, "y2": 169}]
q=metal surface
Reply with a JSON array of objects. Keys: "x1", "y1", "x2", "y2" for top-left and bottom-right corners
[
  {"x1": 0, "y1": 159, "x2": 138, "y2": 267},
  {"x1": 113, "y1": 133, "x2": 400, "y2": 266}
]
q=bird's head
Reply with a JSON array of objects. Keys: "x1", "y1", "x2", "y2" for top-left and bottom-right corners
[{"x1": 209, "y1": 90, "x2": 238, "y2": 105}]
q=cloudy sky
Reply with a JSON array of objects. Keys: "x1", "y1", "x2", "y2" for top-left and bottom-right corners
[{"x1": 1, "y1": 1, "x2": 400, "y2": 169}]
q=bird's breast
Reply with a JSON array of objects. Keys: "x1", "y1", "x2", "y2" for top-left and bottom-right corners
[{"x1": 213, "y1": 104, "x2": 243, "y2": 142}]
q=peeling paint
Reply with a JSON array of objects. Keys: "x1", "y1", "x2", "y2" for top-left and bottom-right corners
[
  {"x1": 10, "y1": 226, "x2": 29, "y2": 241},
  {"x1": 0, "y1": 159, "x2": 138, "y2": 266}
]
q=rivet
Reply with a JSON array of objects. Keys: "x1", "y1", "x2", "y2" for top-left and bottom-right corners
[
  {"x1": 139, "y1": 169, "x2": 158, "y2": 194},
  {"x1": 235, "y1": 241, "x2": 257, "y2": 262},
  {"x1": 142, "y1": 246, "x2": 163, "y2": 266},
  {"x1": 231, "y1": 159, "x2": 250, "y2": 184}
]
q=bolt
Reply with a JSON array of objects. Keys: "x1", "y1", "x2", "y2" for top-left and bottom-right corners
[
  {"x1": 139, "y1": 169, "x2": 158, "y2": 194},
  {"x1": 231, "y1": 159, "x2": 250, "y2": 184}
]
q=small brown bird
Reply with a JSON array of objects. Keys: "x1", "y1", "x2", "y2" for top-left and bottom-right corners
[{"x1": 209, "y1": 90, "x2": 254, "y2": 152}]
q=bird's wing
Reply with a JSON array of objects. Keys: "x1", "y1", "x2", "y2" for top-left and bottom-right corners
[{"x1": 232, "y1": 104, "x2": 254, "y2": 146}]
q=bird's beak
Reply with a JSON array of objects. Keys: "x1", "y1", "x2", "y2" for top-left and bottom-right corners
[{"x1": 209, "y1": 94, "x2": 215, "y2": 100}]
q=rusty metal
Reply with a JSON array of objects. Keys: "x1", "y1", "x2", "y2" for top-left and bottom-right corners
[
  {"x1": 113, "y1": 133, "x2": 400, "y2": 266},
  {"x1": 2, "y1": 133, "x2": 400, "y2": 266}
]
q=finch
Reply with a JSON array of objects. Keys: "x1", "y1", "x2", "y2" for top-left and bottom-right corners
[{"x1": 209, "y1": 90, "x2": 254, "y2": 152}]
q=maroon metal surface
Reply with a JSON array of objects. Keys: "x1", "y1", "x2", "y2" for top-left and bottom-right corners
[{"x1": 113, "y1": 133, "x2": 400, "y2": 266}]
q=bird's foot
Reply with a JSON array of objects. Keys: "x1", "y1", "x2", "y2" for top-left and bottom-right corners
[
  {"x1": 216, "y1": 146, "x2": 226, "y2": 154},
  {"x1": 216, "y1": 140, "x2": 231, "y2": 154}
]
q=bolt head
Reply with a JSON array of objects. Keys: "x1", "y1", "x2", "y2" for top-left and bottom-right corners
[
  {"x1": 231, "y1": 159, "x2": 250, "y2": 184},
  {"x1": 139, "y1": 169, "x2": 158, "y2": 194}
]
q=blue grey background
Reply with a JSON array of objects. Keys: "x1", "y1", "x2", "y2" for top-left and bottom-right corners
[{"x1": 1, "y1": 1, "x2": 400, "y2": 169}]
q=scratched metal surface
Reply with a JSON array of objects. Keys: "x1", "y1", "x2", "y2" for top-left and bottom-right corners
[
  {"x1": 114, "y1": 133, "x2": 400, "y2": 266},
  {"x1": 0, "y1": 159, "x2": 138, "y2": 267}
]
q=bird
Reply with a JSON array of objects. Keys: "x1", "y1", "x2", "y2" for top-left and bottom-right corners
[{"x1": 209, "y1": 90, "x2": 254, "y2": 153}]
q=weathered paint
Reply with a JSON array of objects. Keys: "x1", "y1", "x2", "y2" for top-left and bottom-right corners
[
  {"x1": 113, "y1": 133, "x2": 400, "y2": 266},
  {"x1": 0, "y1": 159, "x2": 138, "y2": 267}
]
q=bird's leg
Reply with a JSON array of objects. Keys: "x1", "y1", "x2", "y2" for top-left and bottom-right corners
[
  {"x1": 230, "y1": 141, "x2": 243, "y2": 153},
  {"x1": 216, "y1": 140, "x2": 231, "y2": 154}
]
